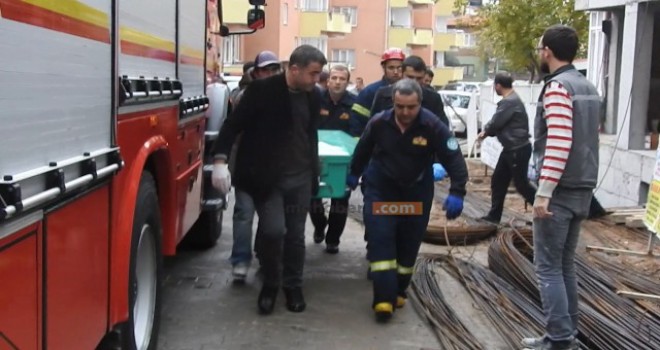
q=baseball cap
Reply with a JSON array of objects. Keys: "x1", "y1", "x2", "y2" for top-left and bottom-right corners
[{"x1": 254, "y1": 50, "x2": 280, "y2": 68}]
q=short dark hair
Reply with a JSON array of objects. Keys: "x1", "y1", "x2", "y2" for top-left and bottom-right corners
[
  {"x1": 242, "y1": 61, "x2": 255, "y2": 74},
  {"x1": 289, "y1": 45, "x2": 327, "y2": 68},
  {"x1": 402, "y1": 55, "x2": 427, "y2": 73},
  {"x1": 494, "y1": 72, "x2": 513, "y2": 88},
  {"x1": 393, "y1": 79, "x2": 423, "y2": 103},
  {"x1": 542, "y1": 24, "x2": 579, "y2": 62},
  {"x1": 425, "y1": 68, "x2": 434, "y2": 78}
]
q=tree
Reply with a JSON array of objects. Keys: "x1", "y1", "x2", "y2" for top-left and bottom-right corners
[{"x1": 477, "y1": 0, "x2": 588, "y2": 82}]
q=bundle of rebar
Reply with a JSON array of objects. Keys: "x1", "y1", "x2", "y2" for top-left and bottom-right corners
[{"x1": 488, "y1": 229, "x2": 660, "y2": 350}]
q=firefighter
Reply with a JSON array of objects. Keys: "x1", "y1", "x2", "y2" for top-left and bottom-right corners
[
  {"x1": 348, "y1": 48, "x2": 405, "y2": 137},
  {"x1": 309, "y1": 64, "x2": 356, "y2": 254},
  {"x1": 347, "y1": 79, "x2": 468, "y2": 322},
  {"x1": 370, "y1": 55, "x2": 449, "y2": 127}
]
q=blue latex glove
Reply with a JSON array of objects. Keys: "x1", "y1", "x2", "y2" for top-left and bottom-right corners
[
  {"x1": 346, "y1": 174, "x2": 359, "y2": 190},
  {"x1": 433, "y1": 163, "x2": 447, "y2": 181},
  {"x1": 443, "y1": 194, "x2": 464, "y2": 220}
]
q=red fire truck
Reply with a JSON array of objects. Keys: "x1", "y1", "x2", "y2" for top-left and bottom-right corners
[{"x1": 0, "y1": 1, "x2": 264, "y2": 349}]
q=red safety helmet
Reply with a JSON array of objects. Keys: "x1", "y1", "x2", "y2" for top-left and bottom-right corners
[{"x1": 381, "y1": 48, "x2": 405, "y2": 64}]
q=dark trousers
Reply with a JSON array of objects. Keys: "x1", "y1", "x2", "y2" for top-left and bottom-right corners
[
  {"x1": 488, "y1": 143, "x2": 537, "y2": 222},
  {"x1": 254, "y1": 171, "x2": 311, "y2": 288},
  {"x1": 309, "y1": 194, "x2": 350, "y2": 245},
  {"x1": 362, "y1": 163, "x2": 434, "y2": 307}
]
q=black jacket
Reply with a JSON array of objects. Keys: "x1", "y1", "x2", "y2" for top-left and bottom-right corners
[
  {"x1": 483, "y1": 91, "x2": 530, "y2": 151},
  {"x1": 211, "y1": 73, "x2": 321, "y2": 199},
  {"x1": 319, "y1": 90, "x2": 356, "y2": 133},
  {"x1": 370, "y1": 84, "x2": 449, "y2": 127}
]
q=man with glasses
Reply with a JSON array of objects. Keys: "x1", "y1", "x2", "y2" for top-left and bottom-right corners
[
  {"x1": 227, "y1": 50, "x2": 282, "y2": 283},
  {"x1": 348, "y1": 48, "x2": 405, "y2": 137},
  {"x1": 521, "y1": 25, "x2": 600, "y2": 350}
]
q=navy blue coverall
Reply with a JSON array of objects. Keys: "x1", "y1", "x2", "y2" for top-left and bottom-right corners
[
  {"x1": 349, "y1": 78, "x2": 390, "y2": 137},
  {"x1": 349, "y1": 108, "x2": 468, "y2": 308},
  {"x1": 309, "y1": 90, "x2": 356, "y2": 245}
]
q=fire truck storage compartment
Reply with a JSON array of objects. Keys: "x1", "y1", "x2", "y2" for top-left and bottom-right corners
[{"x1": 0, "y1": 214, "x2": 42, "y2": 350}]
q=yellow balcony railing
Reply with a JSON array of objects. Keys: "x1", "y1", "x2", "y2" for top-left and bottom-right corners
[
  {"x1": 434, "y1": 32, "x2": 464, "y2": 51},
  {"x1": 388, "y1": 27, "x2": 412, "y2": 48},
  {"x1": 409, "y1": 0, "x2": 434, "y2": 7},
  {"x1": 300, "y1": 12, "x2": 351, "y2": 37},
  {"x1": 411, "y1": 28, "x2": 433, "y2": 46},
  {"x1": 223, "y1": 0, "x2": 252, "y2": 25},
  {"x1": 434, "y1": 0, "x2": 455, "y2": 17},
  {"x1": 388, "y1": 27, "x2": 432, "y2": 48},
  {"x1": 389, "y1": 0, "x2": 409, "y2": 8},
  {"x1": 433, "y1": 67, "x2": 464, "y2": 86},
  {"x1": 390, "y1": 0, "x2": 434, "y2": 7}
]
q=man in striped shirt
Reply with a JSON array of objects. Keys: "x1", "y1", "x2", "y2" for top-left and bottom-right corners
[{"x1": 521, "y1": 25, "x2": 601, "y2": 350}]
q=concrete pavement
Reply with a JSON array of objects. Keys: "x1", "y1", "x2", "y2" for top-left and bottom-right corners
[{"x1": 159, "y1": 191, "x2": 440, "y2": 350}]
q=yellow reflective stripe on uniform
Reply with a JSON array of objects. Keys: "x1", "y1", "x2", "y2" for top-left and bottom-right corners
[
  {"x1": 370, "y1": 260, "x2": 397, "y2": 272},
  {"x1": 351, "y1": 103, "x2": 370, "y2": 117},
  {"x1": 397, "y1": 265, "x2": 414, "y2": 275}
]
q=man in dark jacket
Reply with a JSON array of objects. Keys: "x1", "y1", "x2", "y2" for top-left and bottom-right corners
[
  {"x1": 477, "y1": 72, "x2": 536, "y2": 224},
  {"x1": 348, "y1": 79, "x2": 468, "y2": 322},
  {"x1": 370, "y1": 55, "x2": 449, "y2": 127},
  {"x1": 211, "y1": 45, "x2": 326, "y2": 315},
  {"x1": 309, "y1": 64, "x2": 355, "y2": 254}
]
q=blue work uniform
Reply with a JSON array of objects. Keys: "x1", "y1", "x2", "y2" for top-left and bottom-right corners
[
  {"x1": 310, "y1": 91, "x2": 356, "y2": 246},
  {"x1": 349, "y1": 78, "x2": 390, "y2": 137},
  {"x1": 349, "y1": 108, "x2": 468, "y2": 307}
]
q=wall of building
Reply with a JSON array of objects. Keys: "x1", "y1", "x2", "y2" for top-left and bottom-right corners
[{"x1": 328, "y1": 0, "x2": 388, "y2": 84}]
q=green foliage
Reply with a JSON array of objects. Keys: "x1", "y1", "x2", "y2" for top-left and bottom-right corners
[
  {"x1": 477, "y1": 0, "x2": 588, "y2": 81},
  {"x1": 453, "y1": 0, "x2": 470, "y2": 15}
]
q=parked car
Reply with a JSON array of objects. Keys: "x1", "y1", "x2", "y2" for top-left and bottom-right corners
[
  {"x1": 437, "y1": 90, "x2": 480, "y2": 137},
  {"x1": 442, "y1": 81, "x2": 481, "y2": 93}
]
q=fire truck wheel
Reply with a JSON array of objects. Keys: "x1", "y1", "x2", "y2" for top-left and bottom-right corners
[
  {"x1": 124, "y1": 172, "x2": 163, "y2": 350},
  {"x1": 182, "y1": 208, "x2": 224, "y2": 250}
]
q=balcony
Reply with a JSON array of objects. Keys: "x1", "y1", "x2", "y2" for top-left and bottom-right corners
[
  {"x1": 390, "y1": 0, "x2": 434, "y2": 8},
  {"x1": 434, "y1": 32, "x2": 464, "y2": 51},
  {"x1": 388, "y1": 28, "x2": 433, "y2": 48},
  {"x1": 434, "y1": 0, "x2": 455, "y2": 17},
  {"x1": 433, "y1": 67, "x2": 464, "y2": 86},
  {"x1": 300, "y1": 12, "x2": 351, "y2": 37},
  {"x1": 222, "y1": 0, "x2": 252, "y2": 25}
]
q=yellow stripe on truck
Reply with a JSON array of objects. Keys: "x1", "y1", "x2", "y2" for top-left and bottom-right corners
[
  {"x1": 120, "y1": 27, "x2": 175, "y2": 52},
  {"x1": 23, "y1": 0, "x2": 109, "y2": 28}
]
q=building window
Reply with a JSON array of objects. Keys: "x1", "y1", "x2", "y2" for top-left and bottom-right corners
[
  {"x1": 435, "y1": 16, "x2": 448, "y2": 32},
  {"x1": 463, "y1": 33, "x2": 477, "y2": 47},
  {"x1": 390, "y1": 8, "x2": 412, "y2": 28},
  {"x1": 297, "y1": 37, "x2": 327, "y2": 56},
  {"x1": 300, "y1": 0, "x2": 328, "y2": 11},
  {"x1": 331, "y1": 49, "x2": 356, "y2": 67},
  {"x1": 434, "y1": 51, "x2": 445, "y2": 67},
  {"x1": 222, "y1": 36, "x2": 240, "y2": 64},
  {"x1": 331, "y1": 7, "x2": 357, "y2": 27},
  {"x1": 281, "y1": 3, "x2": 288, "y2": 25}
]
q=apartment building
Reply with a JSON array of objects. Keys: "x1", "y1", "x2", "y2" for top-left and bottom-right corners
[{"x1": 220, "y1": 0, "x2": 467, "y2": 86}]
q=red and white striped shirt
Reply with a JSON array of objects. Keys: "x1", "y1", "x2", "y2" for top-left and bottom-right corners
[{"x1": 537, "y1": 81, "x2": 573, "y2": 198}]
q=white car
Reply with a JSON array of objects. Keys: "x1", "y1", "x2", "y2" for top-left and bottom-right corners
[
  {"x1": 441, "y1": 82, "x2": 481, "y2": 93},
  {"x1": 438, "y1": 90, "x2": 473, "y2": 135}
]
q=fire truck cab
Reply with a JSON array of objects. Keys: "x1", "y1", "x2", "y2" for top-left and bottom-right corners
[{"x1": 0, "y1": 1, "x2": 263, "y2": 349}]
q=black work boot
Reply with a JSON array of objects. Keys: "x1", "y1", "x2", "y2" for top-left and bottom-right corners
[
  {"x1": 258, "y1": 285, "x2": 278, "y2": 315},
  {"x1": 313, "y1": 226, "x2": 326, "y2": 244},
  {"x1": 283, "y1": 287, "x2": 306, "y2": 312}
]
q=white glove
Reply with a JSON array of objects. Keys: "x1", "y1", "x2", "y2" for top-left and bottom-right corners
[{"x1": 211, "y1": 163, "x2": 231, "y2": 194}]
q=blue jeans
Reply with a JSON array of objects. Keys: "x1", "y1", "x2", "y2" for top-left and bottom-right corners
[
  {"x1": 533, "y1": 187, "x2": 592, "y2": 342},
  {"x1": 230, "y1": 188, "x2": 256, "y2": 266}
]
